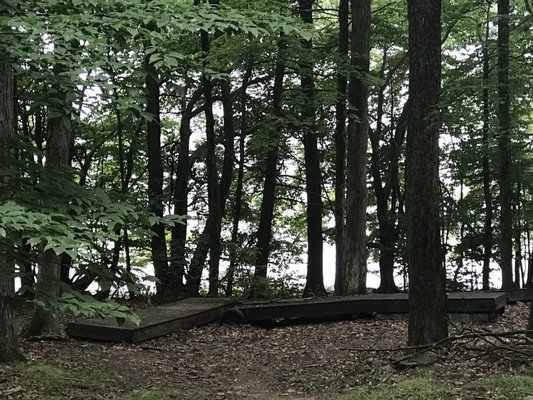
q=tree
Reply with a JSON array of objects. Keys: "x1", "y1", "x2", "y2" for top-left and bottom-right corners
[
  {"x1": 334, "y1": 0, "x2": 349, "y2": 295},
  {"x1": 23, "y1": 60, "x2": 73, "y2": 338},
  {"x1": 0, "y1": 56, "x2": 25, "y2": 362},
  {"x1": 253, "y1": 40, "x2": 286, "y2": 297},
  {"x1": 406, "y1": 0, "x2": 448, "y2": 345},
  {"x1": 338, "y1": 0, "x2": 371, "y2": 295},
  {"x1": 497, "y1": 0, "x2": 514, "y2": 290},
  {"x1": 299, "y1": 0, "x2": 326, "y2": 298},
  {"x1": 481, "y1": 0, "x2": 493, "y2": 290}
]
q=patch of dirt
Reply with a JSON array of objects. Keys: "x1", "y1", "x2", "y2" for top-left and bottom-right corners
[{"x1": 2, "y1": 303, "x2": 533, "y2": 399}]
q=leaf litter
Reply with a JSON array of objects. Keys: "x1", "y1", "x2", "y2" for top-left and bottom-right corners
[{"x1": 1, "y1": 303, "x2": 533, "y2": 399}]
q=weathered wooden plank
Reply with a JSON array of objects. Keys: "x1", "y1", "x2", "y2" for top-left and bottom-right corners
[
  {"x1": 67, "y1": 298, "x2": 236, "y2": 342},
  {"x1": 234, "y1": 292, "x2": 507, "y2": 323},
  {"x1": 497, "y1": 288, "x2": 533, "y2": 303}
]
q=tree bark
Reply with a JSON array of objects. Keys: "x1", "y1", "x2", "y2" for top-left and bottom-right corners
[
  {"x1": 497, "y1": 0, "x2": 514, "y2": 290},
  {"x1": 406, "y1": 0, "x2": 448, "y2": 346},
  {"x1": 339, "y1": 0, "x2": 371, "y2": 296},
  {"x1": 334, "y1": 0, "x2": 348, "y2": 295},
  {"x1": 299, "y1": 0, "x2": 326, "y2": 298},
  {"x1": 0, "y1": 58, "x2": 25, "y2": 362}
]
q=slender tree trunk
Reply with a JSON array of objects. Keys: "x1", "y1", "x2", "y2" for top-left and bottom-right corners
[
  {"x1": 207, "y1": 78, "x2": 236, "y2": 297},
  {"x1": 497, "y1": 0, "x2": 514, "y2": 290},
  {"x1": 481, "y1": 5, "x2": 493, "y2": 290},
  {"x1": 145, "y1": 55, "x2": 172, "y2": 301},
  {"x1": 186, "y1": 4, "x2": 235, "y2": 296},
  {"x1": 299, "y1": 0, "x2": 326, "y2": 298},
  {"x1": 339, "y1": 0, "x2": 371, "y2": 295},
  {"x1": 406, "y1": 0, "x2": 448, "y2": 346},
  {"x1": 0, "y1": 58, "x2": 25, "y2": 362},
  {"x1": 252, "y1": 43, "x2": 286, "y2": 297},
  {"x1": 334, "y1": 0, "x2": 348, "y2": 295},
  {"x1": 227, "y1": 67, "x2": 252, "y2": 297},
  {"x1": 170, "y1": 107, "x2": 191, "y2": 298}
]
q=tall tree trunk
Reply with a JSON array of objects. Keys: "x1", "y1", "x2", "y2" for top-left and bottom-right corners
[
  {"x1": 172, "y1": 86, "x2": 203, "y2": 297},
  {"x1": 406, "y1": 0, "x2": 448, "y2": 346},
  {"x1": 194, "y1": 7, "x2": 222, "y2": 297},
  {"x1": 207, "y1": 78, "x2": 236, "y2": 297},
  {"x1": 252, "y1": 43, "x2": 286, "y2": 297},
  {"x1": 0, "y1": 58, "x2": 25, "y2": 362},
  {"x1": 339, "y1": 0, "x2": 371, "y2": 296},
  {"x1": 186, "y1": 3, "x2": 235, "y2": 296},
  {"x1": 145, "y1": 55, "x2": 171, "y2": 301},
  {"x1": 481, "y1": 4, "x2": 493, "y2": 290},
  {"x1": 497, "y1": 0, "x2": 514, "y2": 290},
  {"x1": 334, "y1": 0, "x2": 348, "y2": 295},
  {"x1": 23, "y1": 61, "x2": 71, "y2": 338},
  {"x1": 227, "y1": 66, "x2": 252, "y2": 297},
  {"x1": 299, "y1": 0, "x2": 326, "y2": 298},
  {"x1": 170, "y1": 105, "x2": 192, "y2": 298}
]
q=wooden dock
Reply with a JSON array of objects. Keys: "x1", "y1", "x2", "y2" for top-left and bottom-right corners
[
  {"x1": 224, "y1": 291, "x2": 508, "y2": 325},
  {"x1": 67, "y1": 297, "x2": 236, "y2": 342}
]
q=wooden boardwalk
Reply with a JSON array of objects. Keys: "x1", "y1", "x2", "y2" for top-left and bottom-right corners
[
  {"x1": 67, "y1": 290, "x2": 528, "y2": 342},
  {"x1": 227, "y1": 291, "x2": 508, "y2": 324},
  {"x1": 67, "y1": 297, "x2": 236, "y2": 342}
]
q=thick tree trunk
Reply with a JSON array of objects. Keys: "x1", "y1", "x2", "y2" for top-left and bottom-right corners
[
  {"x1": 0, "y1": 59, "x2": 25, "y2": 362},
  {"x1": 406, "y1": 0, "x2": 448, "y2": 346},
  {"x1": 145, "y1": 57, "x2": 172, "y2": 302},
  {"x1": 252, "y1": 44, "x2": 285, "y2": 297},
  {"x1": 497, "y1": 0, "x2": 514, "y2": 290},
  {"x1": 334, "y1": 0, "x2": 348, "y2": 295},
  {"x1": 299, "y1": 0, "x2": 326, "y2": 298},
  {"x1": 24, "y1": 62, "x2": 71, "y2": 338},
  {"x1": 481, "y1": 7, "x2": 493, "y2": 290},
  {"x1": 339, "y1": 0, "x2": 371, "y2": 295}
]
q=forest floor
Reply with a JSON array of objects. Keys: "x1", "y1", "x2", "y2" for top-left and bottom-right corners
[{"x1": 3, "y1": 302, "x2": 533, "y2": 399}]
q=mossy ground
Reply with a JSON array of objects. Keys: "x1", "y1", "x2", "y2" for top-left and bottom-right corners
[
  {"x1": 340, "y1": 371, "x2": 533, "y2": 400},
  {"x1": 2, "y1": 363, "x2": 201, "y2": 400}
]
